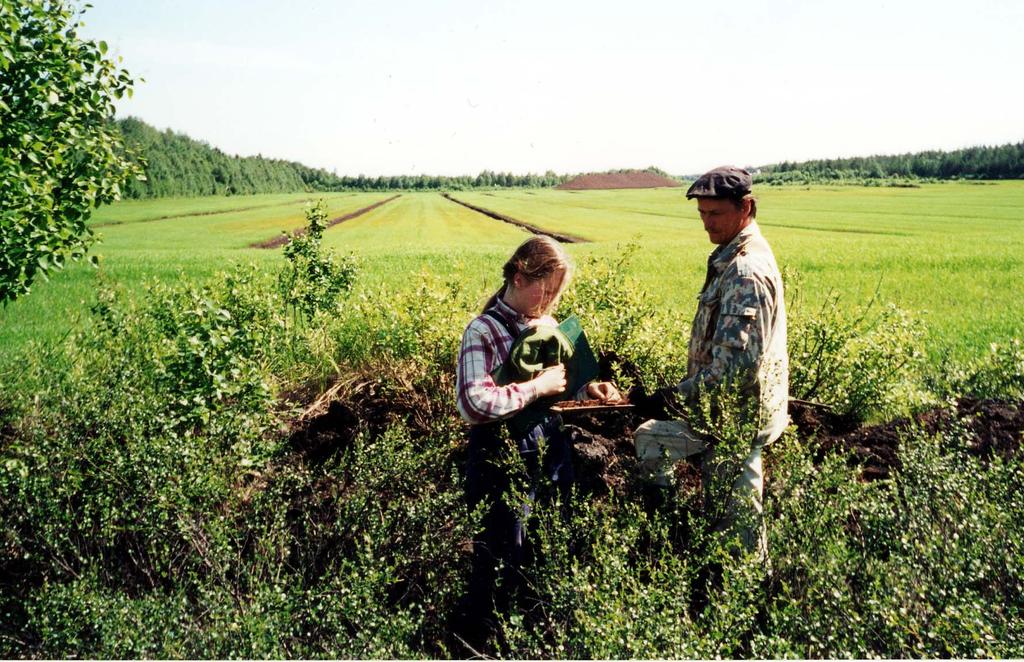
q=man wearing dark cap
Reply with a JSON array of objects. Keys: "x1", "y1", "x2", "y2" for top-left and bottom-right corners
[{"x1": 633, "y1": 166, "x2": 788, "y2": 560}]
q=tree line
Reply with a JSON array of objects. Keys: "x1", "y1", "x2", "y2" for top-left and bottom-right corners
[
  {"x1": 117, "y1": 116, "x2": 1024, "y2": 197},
  {"x1": 119, "y1": 117, "x2": 308, "y2": 197},
  {"x1": 757, "y1": 141, "x2": 1024, "y2": 185},
  {"x1": 117, "y1": 117, "x2": 570, "y2": 198}
]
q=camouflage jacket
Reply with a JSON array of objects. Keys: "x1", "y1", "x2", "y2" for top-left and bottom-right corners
[{"x1": 676, "y1": 221, "x2": 789, "y2": 445}]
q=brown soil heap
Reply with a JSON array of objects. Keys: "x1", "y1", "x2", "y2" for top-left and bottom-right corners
[
  {"x1": 288, "y1": 376, "x2": 1024, "y2": 498},
  {"x1": 790, "y1": 397, "x2": 1024, "y2": 481},
  {"x1": 556, "y1": 170, "x2": 682, "y2": 190}
]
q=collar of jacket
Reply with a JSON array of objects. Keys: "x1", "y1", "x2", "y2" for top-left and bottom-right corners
[
  {"x1": 492, "y1": 295, "x2": 528, "y2": 328},
  {"x1": 710, "y1": 221, "x2": 762, "y2": 273}
]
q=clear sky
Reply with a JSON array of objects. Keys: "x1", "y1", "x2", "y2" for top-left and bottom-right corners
[{"x1": 80, "y1": 0, "x2": 1024, "y2": 177}]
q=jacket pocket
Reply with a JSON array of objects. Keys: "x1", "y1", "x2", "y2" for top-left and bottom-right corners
[{"x1": 714, "y1": 304, "x2": 757, "y2": 350}]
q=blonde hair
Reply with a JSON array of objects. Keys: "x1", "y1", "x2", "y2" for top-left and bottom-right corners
[{"x1": 482, "y1": 235, "x2": 573, "y2": 313}]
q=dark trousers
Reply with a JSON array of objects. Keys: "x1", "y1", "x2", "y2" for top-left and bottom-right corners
[{"x1": 455, "y1": 415, "x2": 573, "y2": 643}]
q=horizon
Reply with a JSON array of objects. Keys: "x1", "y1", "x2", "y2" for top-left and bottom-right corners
[
  {"x1": 82, "y1": 0, "x2": 1024, "y2": 177},
  {"x1": 117, "y1": 114, "x2": 1024, "y2": 179}
]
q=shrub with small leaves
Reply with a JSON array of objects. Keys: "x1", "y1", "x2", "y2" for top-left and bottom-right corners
[
  {"x1": 932, "y1": 338, "x2": 1024, "y2": 400},
  {"x1": 279, "y1": 199, "x2": 357, "y2": 323},
  {"x1": 788, "y1": 274, "x2": 927, "y2": 422},
  {"x1": 557, "y1": 242, "x2": 689, "y2": 389},
  {"x1": 2, "y1": 248, "x2": 1024, "y2": 658}
]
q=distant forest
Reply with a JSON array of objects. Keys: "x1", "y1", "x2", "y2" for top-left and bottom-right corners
[
  {"x1": 116, "y1": 118, "x2": 568, "y2": 198},
  {"x1": 756, "y1": 141, "x2": 1024, "y2": 185},
  {"x1": 116, "y1": 118, "x2": 1024, "y2": 197}
]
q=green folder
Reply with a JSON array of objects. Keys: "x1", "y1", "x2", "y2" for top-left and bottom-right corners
[
  {"x1": 558, "y1": 314, "x2": 599, "y2": 398},
  {"x1": 489, "y1": 314, "x2": 601, "y2": 435}
]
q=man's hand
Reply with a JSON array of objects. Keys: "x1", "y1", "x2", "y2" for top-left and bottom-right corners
[
  {"x1": 627, "y1": 384, "x2": 675, "y2": 419},
  {"x1": 587, "y1": 381, "x2": 623, "y2": 403}
]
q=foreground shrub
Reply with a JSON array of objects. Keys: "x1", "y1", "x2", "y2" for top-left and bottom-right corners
[
  {"x1": 0, "y1": 267, "x2": 287, "y2": 654},
  {"x1": 278, "y1": 199, "x2": 358, "y2": 324},
  {"x1": 556, "y1": 242, "x2": 689, "y2": 389},
  {"x1": 762, "y1": 420, "x2": 1024, "y2": 657},
  {"x1": 1, "y1": 249, "x2": 1023, "y2": 658},
  {"x1": 931, "y1": 338, "x2": 1024, "y2": 401},
  {"x1": 0, "y1": 265, "x2": 474, "y2": 657},
  {"x1": 236, "y1": 423, "x2": 470, "y2": 658},
  {"x1": 787, "y1": 273, "x2": 927, "y2": 423}
]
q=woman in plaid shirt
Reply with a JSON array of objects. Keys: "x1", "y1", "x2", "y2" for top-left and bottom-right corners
[{"x1": 452, "y1": 236, "x2": 620, "y2": 647}]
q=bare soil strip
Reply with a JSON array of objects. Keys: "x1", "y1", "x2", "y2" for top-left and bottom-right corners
[
  {"x1": 253, "y1": 194, "x2": 402, "y2": 249},
  {"x1": 441, "y1": 193, "x2": 589, "y2": 243},
  {"x1": 92, "y1": 197, "x2": 318, "y2": 228}
]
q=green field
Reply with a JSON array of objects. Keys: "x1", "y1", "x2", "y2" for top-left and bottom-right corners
[
  {"x1": 3, "y1": 183, "x2": 1024, "y2": 362},
  {"x1": 457, "y1": 183, "x2": 1024, "y2": 357},
  {"x1": 85, "y1": 192, "x2": 332, "y2": 227},
  {"x1": 4, "y1": 184, "x2": 1023, "y2": 658},
  {"x1": 0, "y1": 192, "x2": 392, "y2": 356}
]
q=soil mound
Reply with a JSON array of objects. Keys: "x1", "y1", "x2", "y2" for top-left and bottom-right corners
[
  {"x1": 565, "y1": 397, "x2": 1024, "y2": 492},
  {"x1": 289, "y1": 400, "x2": 360, "y2": 464},
  {"x1": 565, "y1": 409, "x2": 643, "y2": 496},
  {"x1": 285, "y1": 377, "x2": 420, "y2": 465},
  {"x1": 556, "y1": 170, "x2": 681, "y2": 190},
  {"x1": 288, "y1": 386, "x2": 1023, "y2": 494},
  {"x1": 790, "y1": 398, "x2": 1024, "y2": 481}
]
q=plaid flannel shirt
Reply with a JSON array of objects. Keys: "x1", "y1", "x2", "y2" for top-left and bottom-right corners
[{"x1": 455, "y1": 297, "x2": 555, "y2": 425}]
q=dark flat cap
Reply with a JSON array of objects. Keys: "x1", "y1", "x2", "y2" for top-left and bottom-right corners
[{"x1": 686, "y1": 166, "x2": 752, "y2": 199}]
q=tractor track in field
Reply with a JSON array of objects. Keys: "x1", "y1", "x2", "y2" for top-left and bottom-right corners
[
  {"x1": 92, "y1": 197, "x2": 323, "y2": 228},
  {"x1": 441, "y1": 193, "x2": 589, "y2": 244},
  {"x1": 253, "y1": 194, "x2": 402, "y2": 249}
]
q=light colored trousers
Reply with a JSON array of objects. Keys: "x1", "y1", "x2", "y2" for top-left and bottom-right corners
[{"x1": 635, "y1": 419, "x2": 766, "y2": 559}]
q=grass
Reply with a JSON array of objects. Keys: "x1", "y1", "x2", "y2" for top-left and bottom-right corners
[
  {"x1": 3, "y1": 183, "x2": 1023, "y2": 363},
  {"x1": 95, "y1": 192, "x2": 390, "y2": 250},
  {"x1": 0, "y1": 192, "x2": 393, "y2": 358},
  {"x1": 321, "y1": 192, "x2": 530, "y2": 253},
  {"x1": 455, "y1": 187, "x2": 695, "y2": 243},
  {"x1": 86, "y1": 192, "x2": 344, "y2": 227},
  {"x1": 457, "y1": 183, "x2": 1024, "y2": 358}
]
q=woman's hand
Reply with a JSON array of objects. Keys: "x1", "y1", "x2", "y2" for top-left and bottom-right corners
[
  {"x1": 587, "y1": 381, "x2": 622, "y2": 403},
  {"x1": 532, "y1": 364, "x2": 567, "y2": 398}
]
